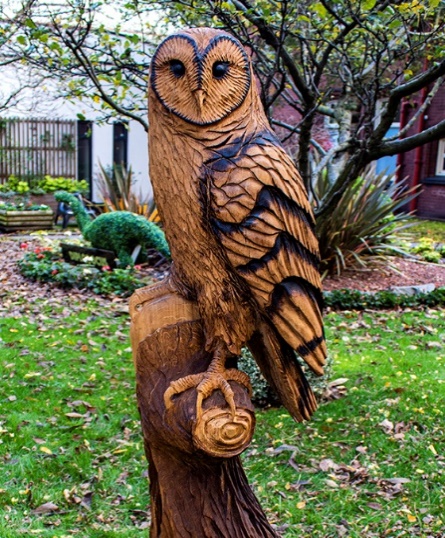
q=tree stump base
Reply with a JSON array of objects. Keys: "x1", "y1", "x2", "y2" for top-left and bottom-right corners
[{"x1": 130, "y1": 281, "x2": 278, "y2": 537}]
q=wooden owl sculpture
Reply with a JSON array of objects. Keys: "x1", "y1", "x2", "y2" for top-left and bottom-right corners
[{"x1": 148, "y1": 28, "x2": 327, "y2": 422}]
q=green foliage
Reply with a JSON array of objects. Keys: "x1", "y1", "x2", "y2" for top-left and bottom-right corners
[
  {"x1": 324, "y1": 287, "x2": 445, "y2": 310},
  {"x1": 0, "y1": 175, "x2": 88, "y2": 195},
  {"x1": 409, "y1": 236, "x2": 445, "y2": 263},
  {"x1": 315, "y1": 171, "x2": 416, "y2": 274},
  {"x1": 54, "y1": 191, "x2": 93, "y2": 233},
  {"x1": 36, "y1": 175, "x2": 89, "y2": 194},
  {"x1": 98, "y1": 163, "x2": 159, "y2": 221},
  {"x1": 18, "y1": 242, "x2": 151, "y2": 297},
  {"x1": 238, "y1": 349, "x2": 333, "y2": 408},
  {"x1": 0, "y1": 201, "x2": 50, "y2": 212},
  {"x1": 4, "y1": 0, "x2": 445, "y2": 264},
  {"x1": 54, "y1": 191, "x2": 170, "y2": 266},
  {"x1": 238, "y1": 348, "x2": 278, "y2": 407},
  {"x1": 423, "y1": 250, "x2": 442, "y2": 263},
  {"x1": 0, "y1": 177, "x2": 31, "y2": 194},
  {"x1": 406, "y1": 219, "x2": 445, "y2": 243},
  {"x1": 412, "y1": 236, "x2": 436, "y2": 254}
]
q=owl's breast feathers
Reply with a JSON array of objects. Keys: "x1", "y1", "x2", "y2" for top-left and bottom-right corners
[{"x1": 205, "y1": 130, "x2": 327, "y2": 375}]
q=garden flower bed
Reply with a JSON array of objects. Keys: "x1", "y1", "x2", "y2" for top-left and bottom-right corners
[{"x1": 16, "y1": 238, "x2": 155, "y2": 296}]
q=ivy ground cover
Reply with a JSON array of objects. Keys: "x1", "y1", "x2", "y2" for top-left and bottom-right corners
[{"x1": 0, "y1": 295, "x2": 444, "y2": 537}]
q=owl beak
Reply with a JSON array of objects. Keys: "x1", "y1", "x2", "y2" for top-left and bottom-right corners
[{"x1": 194, "y1": 89, "x2": 206, "y2": 114}]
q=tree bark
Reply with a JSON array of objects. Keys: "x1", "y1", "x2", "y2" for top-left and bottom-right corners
[{"x1": 130, "y1": 282, "x2": 278, "y2": 538}]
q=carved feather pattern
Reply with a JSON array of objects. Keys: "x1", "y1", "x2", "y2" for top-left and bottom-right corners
[
  {"x1": 208, "y1": 132, "x2": 326, "y2": 375},
  {"x1": 148, "y1": 27, "x2": 327, "y2": 421}
]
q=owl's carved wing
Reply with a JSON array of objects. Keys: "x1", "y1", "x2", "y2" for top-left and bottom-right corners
[{"x1": 208, "y1": 132, "x2": 327, "y2": 418}]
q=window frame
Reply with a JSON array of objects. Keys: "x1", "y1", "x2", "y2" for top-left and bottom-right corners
[{"x1": 436, "y1": 139, "x2": 445, "y2": 176}]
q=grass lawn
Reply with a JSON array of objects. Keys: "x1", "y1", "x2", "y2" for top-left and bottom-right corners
[
  {"x1": 406, "y1": 219, "x2": 445, "y2": 243},
  {"x1": 1, "y1": 297, "x2": 444, "y2": 537}
]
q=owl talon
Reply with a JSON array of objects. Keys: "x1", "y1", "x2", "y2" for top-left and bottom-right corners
[{"x1": 164, "y1": 356, "x2": 252, "y2": 422}]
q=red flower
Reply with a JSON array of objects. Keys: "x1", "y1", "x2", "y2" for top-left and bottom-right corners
[
  {"x1": 20, "y1": 242, "x2": 29, "y2": 249},
  {"x1": 51, "y1": 269, "x2": 58, "y2": 275},
  {"x1": 37, "y1": 254, "x2": 44, "y2": 259},
  {"x1": 34, "y1": 247, "x2": 41, "y2": 254},
  {"x1": 101, "y1": 265, "x2": 111, "y2": 272},
  {"x1": 134, "y1": 265, "x2": 142, "y2": 271}
]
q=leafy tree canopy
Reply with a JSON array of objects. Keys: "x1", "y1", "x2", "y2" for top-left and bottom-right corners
[{"x1": 2, "y1": 0, "x2": 445, "y2": 219}]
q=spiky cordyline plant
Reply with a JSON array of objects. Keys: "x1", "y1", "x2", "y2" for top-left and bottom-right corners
[
  {"x1": 97, "y1": 163, "x2": 159, "y2": 222},
  {"x1": 314, "y1": 170, "x2": 417, "y2": 276}
]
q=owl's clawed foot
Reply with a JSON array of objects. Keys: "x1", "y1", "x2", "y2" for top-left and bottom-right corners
[{"x1": 164, "y1": 351, "x2": 252, "y2": 423}]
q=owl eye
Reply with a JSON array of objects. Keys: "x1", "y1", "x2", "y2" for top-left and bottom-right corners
[
  {"x1": 169, "y1": 60, "x2": 186, "y2": 78},
  {"x1": 212, "y1": 61, "x2": 230, "y2": 79}
]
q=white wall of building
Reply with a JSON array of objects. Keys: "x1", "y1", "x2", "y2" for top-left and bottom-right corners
[
  {"x1": 2, "y1": 64, "x2": 151, "y2": 203},
  {"x1": 127, "y1": 120, "x2": 152, "y2": 200},
  {"x1": 88, "y1": 120, "x2": 151, "y2": 203},
  {"x1": 90, "y1": 123, "x2": 113, "y2": 203}
]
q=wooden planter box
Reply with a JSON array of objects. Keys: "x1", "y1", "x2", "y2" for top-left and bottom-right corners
[
  {"x1": 30, "y1": 194, "x2": 58, "y2": 214},
  {"x1": 0, "y1": 209, "x2": 54, "y2": 232}
]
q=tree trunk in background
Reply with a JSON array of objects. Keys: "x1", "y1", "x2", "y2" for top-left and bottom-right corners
[{"x1": 130, "y1": 283, "x2": 278, "y2": 538}]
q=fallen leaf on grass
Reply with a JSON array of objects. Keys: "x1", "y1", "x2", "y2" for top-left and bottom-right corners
[
  {"x1": 319, "y1": 458, "x2": 338, "y2": 472},
  {"x1": 80, "y1": 491, "x2": 93, "y2": 510},
  {"x1": 33, "y1": 502, "x2": 59, "y2": 514},
  {"x1": 270, "y1": 444, "x2": 299, "y2": 455},
  {"x1": 379, "y1": 419, "x2": 394, "y2": 433}
]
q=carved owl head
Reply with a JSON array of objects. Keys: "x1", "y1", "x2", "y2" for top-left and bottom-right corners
[{"x1": 150, "y1": 28, "x2": 252, "y2": 126}]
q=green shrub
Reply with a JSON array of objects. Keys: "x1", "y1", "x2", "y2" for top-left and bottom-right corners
[
  {"x1": 314, "y1": 170, "x2": 416, "y2": 275},
  {"x1": 37, "y1": 175, "x2": 89, "y2": 194},
  {"x1": 238, "y1": 348, "x2": 278, "y2": 407},
  {"x1": 423, "y1": 250, "x2": 442, "y2": 263},
  {"x1": 0, "y1": 176, "x2": 31, "y2": 194},
  {"x1": 18, "y1": 241, "x2": 152, "y2": 297},
  {"x1": 412, "y1": 236, "x2": 436, "y2": 254},
  {"x1": 0, "y1": 201, "x2": 50, "y2": 212},
  {"x1": 54, "y1": 191, "x2": 170, "y2": 266},
  {"x1": 0, "y1": 175, "x2": 89, "y2": 196},
  {"x1": 324, "y1": 287, "x2": 445, "y2": 310},
  {"x1": 238, "y1": 348, "x2": 333, "y2": 408},
  {"x1": 409, "y1": 236, "x2": 444, "y2": 262}
]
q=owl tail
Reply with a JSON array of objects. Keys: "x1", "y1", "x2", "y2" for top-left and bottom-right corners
[{"x1": 247, "y1": 319, "x2": 317, "y2": 422}]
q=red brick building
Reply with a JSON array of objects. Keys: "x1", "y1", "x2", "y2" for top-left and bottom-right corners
[{"x1": 397, "y1": 86, "x2": 445, "y2": 220}]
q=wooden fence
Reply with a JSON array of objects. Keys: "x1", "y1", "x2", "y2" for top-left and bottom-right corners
[{"x1": 0, "y1": 118, "x2": 77, "y2": 183}]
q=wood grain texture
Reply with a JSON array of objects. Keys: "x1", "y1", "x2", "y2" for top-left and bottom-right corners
[
  {"x1": 148, "y1": 27, "x2": 327, "y2": 422},
  {"x1": 130, "y1": 282, "x2": 278, "y2": 537}
]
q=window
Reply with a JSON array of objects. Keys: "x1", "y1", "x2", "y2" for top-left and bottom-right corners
[
  {"x1": 77, "y1": 120, "x2": 92, "y2": 193},
  {"x1": 436, "y1": 139, "x2": 445, "y2": 176},
  {"x1": 113, "y1": 121, "x2": 128, "y2": 169}
]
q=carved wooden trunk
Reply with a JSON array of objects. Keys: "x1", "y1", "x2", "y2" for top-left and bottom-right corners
[
  {"x1": 0, "y1": 209, "x2": 54, "y2": 232},
  {"x1": 130, "y1": 284, "x2": 278, "y2": 538}
]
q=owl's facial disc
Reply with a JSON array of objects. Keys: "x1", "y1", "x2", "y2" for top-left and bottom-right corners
[{"x1": 150, "y1": 32, "x2": 251, "y2": 126}]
